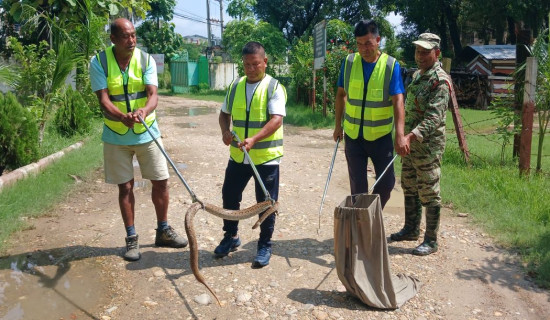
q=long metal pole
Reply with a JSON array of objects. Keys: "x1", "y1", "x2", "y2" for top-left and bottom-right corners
[
  {"x1": 218, "y1": 0, "x2": 224, "y2": 40},
  {"x1": 206, "y1": 0, "x2": 212, "y2": 47},
  {"x1": 231, "y1": 131, "x2": 272, "y2": 202},
  {"x1": 138, "y1": 116, "x2": 201, "y2": 204},
  {"x1": 317, "y1": 137, "x2": 339, "y2": 234},
  {"x1": 368, "y1": 154, "x2": 398, "y2": 194}
]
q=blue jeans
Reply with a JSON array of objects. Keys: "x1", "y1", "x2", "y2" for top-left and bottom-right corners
[
  {"x1": 221, "y1": 160, "x2": 279, "y2": 247},
  {"x1": 344, "y1": 133, "x2": 395, "y2": 208}
]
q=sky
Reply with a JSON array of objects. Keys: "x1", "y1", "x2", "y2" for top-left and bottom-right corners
[
  {"x1": 171, "y1": 0, "x2": 403, "y2": 38},
  {"x1": 172, "y1": 0, "x2": 232, "y2": 38}
]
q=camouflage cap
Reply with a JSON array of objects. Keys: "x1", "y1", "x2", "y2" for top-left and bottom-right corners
[{"x1": 412, "y1": 33, "x2": 441, "y2": 50}]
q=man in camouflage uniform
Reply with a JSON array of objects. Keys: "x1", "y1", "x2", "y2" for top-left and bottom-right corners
[{"x1": 390, "y1": 33, "x2": 451, "y2": 256}]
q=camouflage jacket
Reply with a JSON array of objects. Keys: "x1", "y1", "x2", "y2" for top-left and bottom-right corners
[{"x1": 405, "y1": 61, "x2": 451, "y2": 155}]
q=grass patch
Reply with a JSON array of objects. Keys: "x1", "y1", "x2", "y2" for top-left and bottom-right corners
[
  {"x1": 285, "y1": 102, "x2": 334, "y2": 128},
  {"x1": 39, "y1": 118, "x2": 102, "y2": 158},
  {"x1": 443, "y1": 122, "x2": 550, "y2": 287},
  {"x1": 0, "y1": 119, "x2": 104, "y2": 251},
  {"x1": 159, "y1": 88, "x2": 225, "y2": 103}
]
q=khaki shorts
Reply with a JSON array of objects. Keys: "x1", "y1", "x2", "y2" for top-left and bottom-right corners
[{"x1": 104, "y1": 140, "x2": 169, "y2": 184}]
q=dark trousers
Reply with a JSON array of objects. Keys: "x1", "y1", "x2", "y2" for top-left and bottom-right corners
[
  {"x1": 344, "y1": 133, "x2": 395, "y2": 208},
  {"x1": 221, "y1": 160, "x2": 279, "y2": 247}
]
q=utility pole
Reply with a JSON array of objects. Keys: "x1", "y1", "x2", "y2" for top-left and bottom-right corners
[
  {"x1": 206, "y1": 0, "x2": 212, "y2": 47},
  {"x1": 218, "y1": 0, "x2": 224, "y2": 41}
]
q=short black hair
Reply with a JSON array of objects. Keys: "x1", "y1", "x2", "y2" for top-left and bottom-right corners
[
  {"x1": 354, "y1": 20, "x2": 379, "y2": 37},
  {"x1": 242, "y1": 41, "x2": 266, "y2": 57},
  {"x1": 110, "y1": 21, "x2": 121, "y2": 36}
]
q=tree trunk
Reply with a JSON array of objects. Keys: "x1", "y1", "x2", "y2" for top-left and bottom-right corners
[
  {"x1": 438, "y1": 14, "x2": 449, "y2": 56},
  {"x1": 443, "y1": 2, "x2": 463, "y2": 59},
  {"x1": 507, "y1": 17, "x2": 516, "y2": 44},
  {"x1": 495, "y1": 22, "x2": 505, "y2": 45},
  {"x1": 39, "y1": 120, "x2": 46, "y2": 146}
]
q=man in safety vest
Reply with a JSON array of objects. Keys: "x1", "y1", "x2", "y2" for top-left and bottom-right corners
[
  {"x1": 333, "y1": 19, "x2": 408, "y2": 208},
  {"x1": 90, "y1": 18, "x2": 187, "y2": 261},
  {"x1": 216, "y1": 41, "x2": 286, "y2": 268}
]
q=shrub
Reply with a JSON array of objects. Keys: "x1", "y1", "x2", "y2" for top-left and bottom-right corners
[
  {"x1": 0, "y1": 92, "x2": 39, "y2": 175},
  {"x1": 54, "y1": 86, "x2": 92, "y2": 137}
]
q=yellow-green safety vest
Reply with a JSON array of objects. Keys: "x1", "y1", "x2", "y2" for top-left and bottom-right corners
[
  {"x1": 97, "y1": 46, "x2": 155, "y2": 135},
  {"x1": 343, "y1": 52, "x2": 396, "y2": 140},
  {"x1": 226, "y1": 75, "x2": 286, "y2": 165}
]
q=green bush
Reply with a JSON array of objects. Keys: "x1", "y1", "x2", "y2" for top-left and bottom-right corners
[
  {"x1": 0, "y1": 92, "x2": 39, "y2": 175},
  {"x1": 54, "y1": 86, "x2": 92, "y2": 137}
]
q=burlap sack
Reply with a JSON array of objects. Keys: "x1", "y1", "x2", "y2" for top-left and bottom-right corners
[{"x1": 334, "y1": 193, "x2": 421, "y2": 309}]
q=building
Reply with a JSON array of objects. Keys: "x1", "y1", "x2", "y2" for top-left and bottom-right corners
[
  {"x1": 461, "y1": 45, "x2": 516, "y2": 100},
  {"x1": 183, "y1": 34, "x2": 208, "y2": 45}
]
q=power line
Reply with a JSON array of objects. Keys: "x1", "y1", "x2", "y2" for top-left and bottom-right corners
[
  {"x1": 174, "y1": 7, "x2": 206, "y2": 21},
  {"x1": 172, "y1": 12, "x2": 222, "y2": 27}
]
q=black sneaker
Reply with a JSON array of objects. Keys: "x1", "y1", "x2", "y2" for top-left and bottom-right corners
[
  {"x1": 214, "y1": 233, "x2": 241, "y2": 258},
  {"x1": 155, "y1": 226, "x2": 188, "y2": 248},
  {"x1": 252, "y1": 244, "x2": 272, "y2": 268},
  {"x1": 124, "y1": 234, "x2": 141, "y2": 261}
]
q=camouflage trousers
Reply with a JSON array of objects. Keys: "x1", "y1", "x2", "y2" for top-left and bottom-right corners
[{"x1": 401, "y1": 151, "x2": 442, "y2": 207}]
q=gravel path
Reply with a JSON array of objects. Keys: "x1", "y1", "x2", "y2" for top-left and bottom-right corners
[{"x1": 1, "y1": 95, "x2": 548, "y2": 320}]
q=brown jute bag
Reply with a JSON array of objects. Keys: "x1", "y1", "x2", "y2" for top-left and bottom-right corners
[{"x1": 334, "y1": 193, "x2": 421, "y2": 309}]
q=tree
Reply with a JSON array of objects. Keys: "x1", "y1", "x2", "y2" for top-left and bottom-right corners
[
  {"x1": 253, "y1": 0, "x2": 330, "y2": 43},
  {"x1": 227, "y1": 0, "x2": 257, "y2": 21},
  {"x1": 222, "y1": 19, "x2": 288, "y2": 69},
  {"x1": 289, "y1": 19, "x2": 355, "y2": 110},
  {"x1": 148, "y1": 0, "x2": 176, "y2": 28},
  {"x1": 8, "y1": 38, "x2": 79, "y2": 144},
  {"x1": 137, "y1": 21, "x2": 184, "y2": 62},
  {"x1": 1, "y1": 0, "x2": 145, "y2": 50}
]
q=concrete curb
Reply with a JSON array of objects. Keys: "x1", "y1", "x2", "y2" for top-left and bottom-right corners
[{"x1": 0, "y1": 141, "x2": 84, "y2": 192}]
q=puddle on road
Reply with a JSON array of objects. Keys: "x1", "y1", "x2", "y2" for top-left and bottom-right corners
[
  {"x1": 157, "y1": 106, "x2": 216, "y2": 117},
  {"x1": 175, "y1": 163, "x2": 187, "y2": 170},
  {"x1": 0, "y1": 252, "x2": 108, "y2": 319},
  {"x1": 174, "y1": 122, "x2": 199, "y2": 128}
]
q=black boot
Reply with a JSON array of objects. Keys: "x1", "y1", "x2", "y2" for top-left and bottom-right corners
[
  {"x1": 413, "y1": 206, "x2": 440, "y2": 256},
  {"x1": 391, "y1": 195, "x2": 422, "y2": 241}
]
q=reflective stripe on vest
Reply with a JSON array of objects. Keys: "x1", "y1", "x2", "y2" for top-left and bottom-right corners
[
  {"x1": 343, "y1": 52, "x2": 396, "y2": 140},
  {"x1": 226, "y1": 75, "x2": 284, "y2": 165},
  {"x1": 97, "y1": 46, "x2": 155, "y2": 135}
]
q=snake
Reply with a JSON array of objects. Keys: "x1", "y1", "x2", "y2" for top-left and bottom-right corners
[{"x1": 184, "y1": 200, "x2": 279, "y2": 306}]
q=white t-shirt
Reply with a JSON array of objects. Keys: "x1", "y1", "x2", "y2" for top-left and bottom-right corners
[{"x1": 221, "y1": 78, "x2": 286, "y2": 164}]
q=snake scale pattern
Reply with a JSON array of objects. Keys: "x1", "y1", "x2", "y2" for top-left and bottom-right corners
[{"x1": 184, "y1": 200, "x2": 279, "y2": 305}]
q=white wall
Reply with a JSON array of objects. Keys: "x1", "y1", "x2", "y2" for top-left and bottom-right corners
[{"x1": 209, "y1": 62, "x2": 238, "y2": 90}]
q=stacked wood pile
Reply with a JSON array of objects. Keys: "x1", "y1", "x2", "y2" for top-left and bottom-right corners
[
  {"x1": 402, "y1": 68, "x2": 491, "y2": 110},
  {"x1": 450, "y1": 72, "x2": 490, "y2": 110}
]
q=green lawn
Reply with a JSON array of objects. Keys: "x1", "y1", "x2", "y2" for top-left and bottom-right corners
[
  {"x1": 159, "y1": 88, "x2": 225, "y2": 103},
  {"x1": 0, "y1": 120, "x2": 104, "y2": 250},
  {"x1": 443, "y1": 108, "x2": 550, "y2": 287}
]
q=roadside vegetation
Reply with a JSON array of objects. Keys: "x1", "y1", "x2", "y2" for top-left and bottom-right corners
[
  {"x1": 159, "y1": 88, "x2": 226, "y2": 103},
  {"x1": 0, "y1": 119, "x2": 103, "y2": 249}
]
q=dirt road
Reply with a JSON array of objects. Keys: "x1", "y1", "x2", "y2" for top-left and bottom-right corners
[{"x1": 1, "y1": 96, "x2": 549, "y2": 320}]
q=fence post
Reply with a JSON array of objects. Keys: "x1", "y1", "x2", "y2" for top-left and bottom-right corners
[
  {"x1": 519, "y1": 57, "x2": 537, "y2": 176},
  {"x1": 514, "y1": 29, "x2": 533, "y2": 158},
  {"x1": 312, "y1": 69, "x2": 316, "y2": 111},
  {"x1": 442, "y1": 58, "x2": 471, "y2": 163}
]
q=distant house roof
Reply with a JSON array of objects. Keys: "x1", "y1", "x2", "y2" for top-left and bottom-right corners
[{"x1": 462, "y1": 45, "x2": 516, "y2": 62}]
